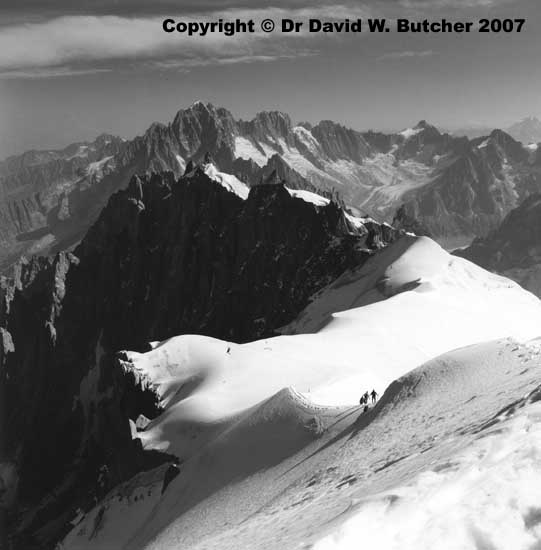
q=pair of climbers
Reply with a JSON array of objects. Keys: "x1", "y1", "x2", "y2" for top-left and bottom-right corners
[{"x1": 359, "y1": 389, "x2": 378, "y2": 406}]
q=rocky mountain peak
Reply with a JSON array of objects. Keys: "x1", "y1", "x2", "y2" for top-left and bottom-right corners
[
  {"x1": 311, "y1": 120, "x2": 372, "y2": 163},
  {"x1": 486, "y1": 129, "x2": 528, "y2": 163},
  {"x1": 414, "y1": 119, "x2": 441, "y2": 137},
  {"x1": 247, "y1": 110, "x2": 293, "y2": 141},
  {"x1": 506, "y1": 116, "x2": 541, "y2": 144}
]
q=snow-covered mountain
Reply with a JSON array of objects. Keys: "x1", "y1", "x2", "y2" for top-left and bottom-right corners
[
  {"x1": 506, "y1": 116, "x2": 541, "y2": 146},
  {"x1": 3, "y1": 102, "x2": 541, "y2": 270},
  {"x1": 58, "y1": 236, "x2": 541, "y2": 550},
  {"x1": 452, "y1": 116, "x2": 541, "y2": 145}
]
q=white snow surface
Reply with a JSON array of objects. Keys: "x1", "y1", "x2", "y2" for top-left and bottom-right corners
[
  {"x1": 232, "y1": 130, "x2": 435, "y2": 214},
  {"x1": 233, "y1": 136, "x2": 269, "y2": 167},
  {"x1": 61, "y1": 236, "x2": 541, "y2": 550},
  {"x1": 284, "y1": 187, "x2": 371, "y2": 229},
  {"x1": 286, "y1": 187, "x2": 330, "y2": 206},
  {"x1": 293, "y1": 125, "x2": 323, "y2": 156},
  {"x1": 477, "y1": 139, "x2": 490, "y2": 149},
  {"x1": 203, "y1": 163, "x2": 249, "y2": 199},
  {"x1": 175, "y1": 154, "x2": 186, "y2": 173},
  {"x1": 399, "y1": 127, "x2": 423, "y2": 139},
  {"x1": 311, "y1": 339, "x2": 541, "y2": 550},
  {"x1": 66, "y1": 145, "x2": 91, "y2": 160},
  {"x1": 125, "y1": 235, "x2": 541, "y2": 426},
  {"x1": 86, "y1": 156, "x2": 114, "y2": 179}
]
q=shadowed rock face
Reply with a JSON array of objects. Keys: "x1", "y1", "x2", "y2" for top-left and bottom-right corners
[
  {"x1": 0, "y1": 168, "x2": 401, "y2": 549},
  {"x1": 0, "y1": 134, "x2": 128, "y2": 271},
  {"x1": 397, "y1": 129, "x2": 541, "y2": 245},
  {"x1": 455, "y1": 193, "x2": 541, "y2": 296},
  {"x1": 392, "y1": 204, "x2": 432, "y2": 238}
]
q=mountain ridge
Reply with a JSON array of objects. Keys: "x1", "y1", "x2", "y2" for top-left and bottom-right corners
[{"x1": 2, "y1": 102, "x2": 541, "y2": 270}]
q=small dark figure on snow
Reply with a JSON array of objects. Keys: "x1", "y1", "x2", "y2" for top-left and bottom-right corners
[
  {"x1": 364, "y1": 404, "x2": 369, "y2": 413},
  {"x1": 371, "y1": 389, "x2": 378, "y2": 404}
]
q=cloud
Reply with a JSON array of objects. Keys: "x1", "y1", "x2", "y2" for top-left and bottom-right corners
[
  {"x1": 0, "y1": 0, "x2": 349, "y2": 17},
  {"x1": 0, "y1": 0, "x2": 522, "y2": 17},
  {"x1": 151, "y1": 51, "x2": 317, "y2": 70},
  {"x1": 378, "y1": 50, "x2": 435, "y2": 60},
  {"x1": 398, "y1": 0, "x2": 520, "y2": 7},
  {"x1": 0, "y1": 67, "x2": 112, "y2": 79},
  {"x1": 0, "y1": 5, "x2": 370, "y2": 76}
]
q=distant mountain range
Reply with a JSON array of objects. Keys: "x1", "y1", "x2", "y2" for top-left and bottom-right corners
[
  {"x1": 506, "y1": 116, "x2": 541, "y2": 145},
  {"x1": 2, "y1": 102, "x2": 541, "y2": 271},
  {"x1": 451, "y1": 116, "x2": 541, "y2": 144}
]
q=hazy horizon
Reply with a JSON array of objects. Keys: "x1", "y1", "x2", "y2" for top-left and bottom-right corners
[{"x1": 1, "y1": 0, "x2": 540, "y2": 159}]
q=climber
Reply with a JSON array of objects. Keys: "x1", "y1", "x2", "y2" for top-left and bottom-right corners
[{"x1": 371, "y1": 389, "x2": 378, "y2": 404}]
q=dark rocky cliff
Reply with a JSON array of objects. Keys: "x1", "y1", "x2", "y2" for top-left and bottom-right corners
[
  {"x1": 398, "y1": 130, "x2": 541, "y2": 242},
  {"x1": 456, "y1": 193, "x2": 541, "y2": 272}
]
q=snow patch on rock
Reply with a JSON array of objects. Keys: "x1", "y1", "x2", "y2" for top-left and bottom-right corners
[{"x1": 203, "y1": 163, "x2": 249, "y2": 199}]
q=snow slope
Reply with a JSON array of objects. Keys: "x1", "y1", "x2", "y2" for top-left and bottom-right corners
[
  {"x1": 61, "y1": 236, "x2": 541, "y2": 550},
  {"x1": 63, "y1": 338, "x2": 541, "y2": 550},
  {"x1": 86, "y1": 156, "x2": 114, "y2": 181},
  {"x1": 203, "y1": 163, "x2": 249, "y2": 199},
  {"x1": 61, "y1": 465, "x2": 170, "y2": 550},
  {"x1": 117, "y1": 237, "x2": 541, "y2": 454},
  {"x1": 312, "y1": 339, "x2": 541, "y2": 550}
]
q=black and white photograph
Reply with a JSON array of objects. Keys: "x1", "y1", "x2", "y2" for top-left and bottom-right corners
[{"x1": 1, "y1": 0, "x2": 541, "y2": 549}]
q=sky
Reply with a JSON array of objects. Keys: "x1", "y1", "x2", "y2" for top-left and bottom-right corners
[{"x1": 0, "y1": 0, "x2": 540, "y2": 159}]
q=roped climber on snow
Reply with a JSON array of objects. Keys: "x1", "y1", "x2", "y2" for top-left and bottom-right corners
[{"x1": 360, "y1": 389, "x2": 378, "y2": 406}]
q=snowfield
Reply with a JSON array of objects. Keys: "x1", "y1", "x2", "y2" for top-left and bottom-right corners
[
  {"x1": 203, "y1": 163, "x2": 250, "y2": 199},
  {"x1": 399, "y1": 127, "x2": 424, "y2": 140},
  {"x1": 232, "y1": 128, "x2": 436, "y2": 213},
  {"x1": 86, "y1": 156, "x2": 114, "y2": 181},
  {"x1": 60, "y1": 236, "x2": 541, "y2": 550}
]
